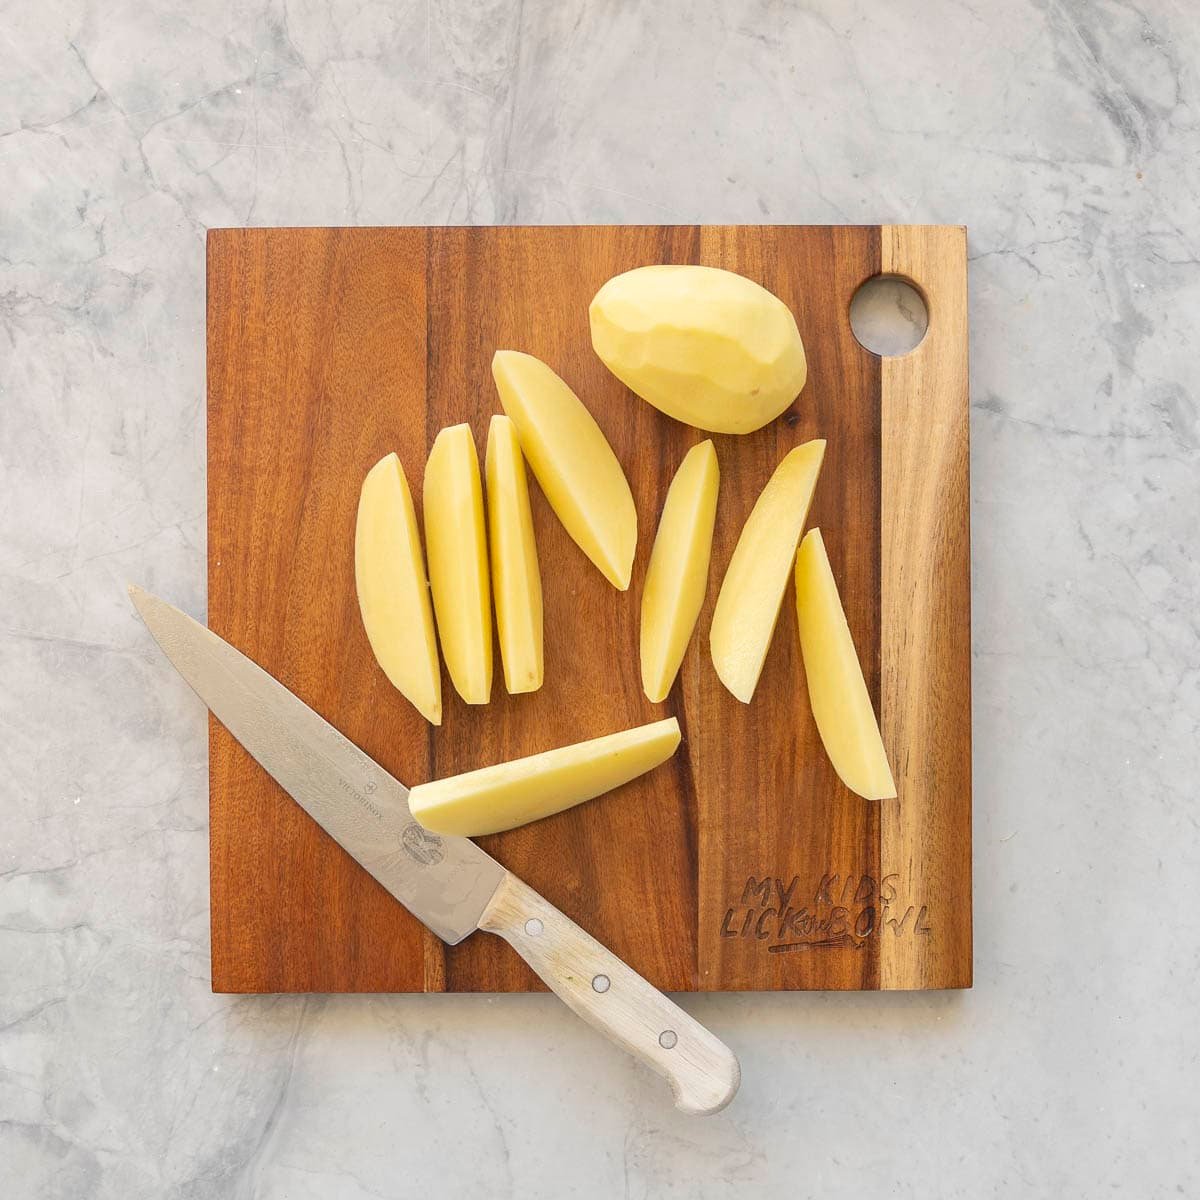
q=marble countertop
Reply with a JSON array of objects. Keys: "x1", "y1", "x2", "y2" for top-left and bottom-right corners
[{"x1": 3, "y1": 1, "x2": 1198, "y2": 1196}]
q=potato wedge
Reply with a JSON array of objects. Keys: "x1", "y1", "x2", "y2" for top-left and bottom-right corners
[
  {"x1": 640, "y1": 440, "x2": 720, "y2": 703},
  {"x1": 410, "y1": 717, "x2": 681, "y2": 836},
  {"x1": 590, "y1": 265, "x2": 808, "y2": 434},
  {"x1": 485, "y1": 415, "x2": 543, "y2": 694},
  {"x1": 492, "y1": 350, "x2": 636, "y2": 590},
  {"x1": 354, "y1": 453, "x2": 442, "y2": 725},
  {"x1": 710, "y1": 439, "x2": 825, "y2": 703},
  {"x1": 423, "y1": 424, "x2": 492, "y2": 705},
  {"x1": 795, "y1": 530, "x2": 896, "y2": 799}
]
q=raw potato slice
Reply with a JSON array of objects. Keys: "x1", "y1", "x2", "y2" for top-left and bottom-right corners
[
  {"x1": 485, "y1": 415, "x2": 543, "y2": 694},
  {"x1": 354, "y1": 453, "x2": 442, "y2": 725},
  {"x1": 795, "y1": 529, "x2": 896, "y2": 800},
  {"x1": 492, "y1": 350, "x2": 637, "y2": 590},
  {"x1": 641, "y1": 440, "x2": 720, "y2": 703},
  {"x1": 410, "y1": 718, "x2": 681, "y2": 837},
  {"x1": 589, "y1": 265, "x2": 808, "y2": 434},
  {"x1": 710, "y1": 439, "x2": 825, "y2": 703},
  {"x1": 423, "y1": 424, "x2": 492, "y2": 705}
]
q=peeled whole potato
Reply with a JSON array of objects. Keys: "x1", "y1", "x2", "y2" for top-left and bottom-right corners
[{"x1": 589, "y1": 265, "x2": 808, "y2": 434}]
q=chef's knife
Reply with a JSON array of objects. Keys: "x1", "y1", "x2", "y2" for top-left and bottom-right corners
[{"x1": 129, "y1": 586, "x2": 739, "y2": 1114}]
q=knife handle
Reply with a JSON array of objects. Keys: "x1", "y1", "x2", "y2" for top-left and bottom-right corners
[{"x1": 478, "y1": 872, "x2": 740, "y2": 1115}]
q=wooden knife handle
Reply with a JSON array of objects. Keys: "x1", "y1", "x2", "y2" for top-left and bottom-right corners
[{"x1": 479, "y1": 872, "x2": 740, "y2": 1115}]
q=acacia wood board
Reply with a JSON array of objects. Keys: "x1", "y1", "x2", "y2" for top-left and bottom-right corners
[{"x1": 206, "y1": 223, "x2": 972, "y2": 993}]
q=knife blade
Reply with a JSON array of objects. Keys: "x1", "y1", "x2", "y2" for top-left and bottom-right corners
[
  {"x1": 129, "y1": 585, "x2": 739, "y2": 1114},
  {"x1": 128, "y1": 585, "x2": 502, "y2": 944}
]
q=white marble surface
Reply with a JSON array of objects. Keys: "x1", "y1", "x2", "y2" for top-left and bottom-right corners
[{"x1": 3, "y1": 1, "x2": 1199, "y2": 1195}]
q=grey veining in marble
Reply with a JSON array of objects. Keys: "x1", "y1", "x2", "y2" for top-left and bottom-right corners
[{"x1": 3, "y1": 1, "x2": 1199, "y2": 1196}]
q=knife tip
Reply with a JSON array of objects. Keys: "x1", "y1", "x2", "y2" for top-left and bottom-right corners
[{"x1": 127, "y1": 583, "x2": 148, "y2": 613}]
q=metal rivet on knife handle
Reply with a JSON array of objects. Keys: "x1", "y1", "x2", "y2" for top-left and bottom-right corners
[{"x1": 478, "y1": 872, "x2": 740, "y2": 1114}]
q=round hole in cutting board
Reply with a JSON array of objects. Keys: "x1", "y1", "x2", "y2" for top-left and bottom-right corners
[{"x1": 849, "y1": 275, "x2": 928, "y2": 356}]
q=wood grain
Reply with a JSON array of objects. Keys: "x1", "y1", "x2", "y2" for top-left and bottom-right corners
[
  {"x1": 691, "y1": 226, "x2": 883, "y2": 990},
  {"x1": 879, "y1": 226, "x2": 974, "y2": 989},
  {"x1": 206, "y1": 224, "x2": 972, "y2": 992},
  {"x1": 208, "y1": 228, "x2": 431, "y2": 991}
]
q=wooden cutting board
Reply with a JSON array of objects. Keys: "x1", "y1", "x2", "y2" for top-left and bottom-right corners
[{"x1": 206, "y1": 224, "x2": 971, "y2": 993}]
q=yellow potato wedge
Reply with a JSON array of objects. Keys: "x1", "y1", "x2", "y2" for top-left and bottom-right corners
[
  {"x1": 710, "y1": 439, "x2": 825, "y2": 703},
  {"x1": 410, "y1": 717, "x2": 681, "y2": 837},
  {"x1": 492, "y1": 349, "x2": 636, "y2": 590},
  {"x1": 354, "y1": 453, "x2": 442, "y2": 725},
  {"x1": 485, "y1": 415, "x2": 543, "y2": 694},
  {"x1": 795, "y1": 529, "x2": 896, "y2": 800},
  {"x1": 423, "y1": 424, "x2": 492, "y2": 705},
  {"x1": 640, "y1": 440, "x2": 720, "y2": 703},
  {"x1": 589, "y1": 265, "x2": 808, "y2": 434}
]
